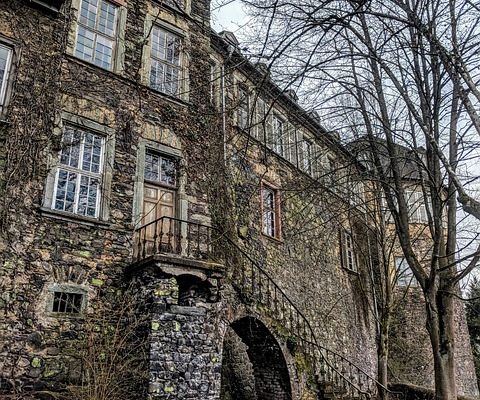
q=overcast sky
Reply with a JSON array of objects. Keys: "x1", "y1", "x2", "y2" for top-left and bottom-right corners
[{"x1": 211, "y1": 1, "x2": 247, "y2": 33}]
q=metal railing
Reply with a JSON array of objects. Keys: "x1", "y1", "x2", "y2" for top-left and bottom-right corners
[
  {"x1": 228, "y1": 244, "x2": 386, "y2": 400},
  {"x1": 132, "y1": 216, "x2": 393, "y2": 399},
  {"x1": 132, "y1": 216, "x2": 219, "y2": 263}
]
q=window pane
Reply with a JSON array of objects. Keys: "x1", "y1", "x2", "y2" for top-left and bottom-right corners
[
  {"x1": 75, "y1": 26, "x2": 95, "y2": 62},
  {"x1": 82, "y1": 132, "x2": 103, "y2": 173},
  {"x1": 93, "y1": 35, "x2": 113, "y2": 69},
  {"x1": 262, "y1": 188, "x2": 277, "y2": 237},
  {"x1": 54, "y1": 169, "x2": 77, "y2": 213},
  {"x1": 161, "y1": 157, "x2": 176, "y2": 185},
  {"x1": 77, "y1": 175, "x2": 99, "y2": 217},
  {"x1": 60, "y1": 127, "x2": 81, "y2": 168},
  {"x1": 98, "y1": 0, "x2": 117, "y2": 36},
  {"x1": 79, "y1": 0, "x2": 98, "y2": 29},
  {"x1": 150, "y1": 60, "x2": 165, "y2": 92},
  {"x1": 145, "y1": 151, "x2": 160, "y2": 181},
  {"x1": 238, "y1": 88, "x2": 249, "y2": 129}
]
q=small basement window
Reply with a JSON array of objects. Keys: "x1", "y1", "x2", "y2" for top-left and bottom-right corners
[{"x1": 52, "y1": 291, "x2": 84, "y2": 314}]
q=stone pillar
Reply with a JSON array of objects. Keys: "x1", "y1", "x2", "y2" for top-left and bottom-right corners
[{"x1": 130, "y1": 265, "x2": 222, "y2": 400}]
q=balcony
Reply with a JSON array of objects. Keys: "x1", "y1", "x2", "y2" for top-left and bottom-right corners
[{"x1": 128, "y1": 216, "x2": 224, "y2": 276}]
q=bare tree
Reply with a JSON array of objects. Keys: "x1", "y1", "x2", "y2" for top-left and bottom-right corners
[{"x1": 237, "y1": 0, "x2": 480, "y2": 399}]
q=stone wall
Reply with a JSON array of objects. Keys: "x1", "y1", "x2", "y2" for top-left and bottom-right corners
[
  {"x1": 0, "y1": 0, "x2": 220, "y2": 396},
  {"x1": 129, "y1": 266, "x2": 223, "y2": 399},
  {"x1": 0, "y1": 0, "x2": 478, "y2": 398},
  {"x1": 222, "y1": 128, "x2": 379, "y2": 377},
  {"x1": 389, "y1": 289, "x2": 479, "y2": 397}
]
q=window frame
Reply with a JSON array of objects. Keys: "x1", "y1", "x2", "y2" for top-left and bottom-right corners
[
  {"x1": 237, "y1": 85, "x2": 250, "y2": 130},
  {"x1": 42, "y1": 112, "x2": 115, "y2": 224},
  {"x1": 272, "y1": 114, "x2": 285, "y2": 157},
  {"x1": 253, "y1": 96, "x2": 266, "y2": 142},
  {"x1": 46, "y1": 283, "x2": 88, "y2": 317},
  {"x1": 405, "y1": 190, "x2": 429, "y2": 223},
  {"x1": 148, "y1": 24, "x2": 185, "y2": 98},
  {"x1": 0, "y1": 43, "x2": 13, "y2": 115},
  {"x1": 341, "y1": 229, "x2": 358, "y2": 272},
  {"x1": 260, "y1": 182, "x2": 282, "y2": 240},
  {"x1": 301, "y1": 138, "x2": 313, "y2": 175},
  {"x1": 51, "y1": 126, "x2": 105, "y2": 218},
  {"x1": 68, "y1": 0, "x2": 126, "y2": 73},
  {"x1": 0, "y1": 39, "x2": 16, "y2": 117}
]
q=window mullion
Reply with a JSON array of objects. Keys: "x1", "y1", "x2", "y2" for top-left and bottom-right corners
[
  {"x1": 74, "y1": 133, "x2": 86, "y2": 214},
  {"x1": 73, "y1": 172, "x2": 81, "y2": 214}
]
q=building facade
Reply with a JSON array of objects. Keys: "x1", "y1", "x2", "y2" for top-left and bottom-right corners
[{"x1": 0, "y1": 0, "x2": 477, "y2": 399}]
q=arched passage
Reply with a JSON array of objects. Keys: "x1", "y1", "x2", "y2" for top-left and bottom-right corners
[{"x1": 220, "y1": 316, "x2": 292, "y2": 400}]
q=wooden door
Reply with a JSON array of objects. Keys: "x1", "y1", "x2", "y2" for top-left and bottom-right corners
[{"x1": 142, "y1": 183, "x2": 176, "y2": 252}]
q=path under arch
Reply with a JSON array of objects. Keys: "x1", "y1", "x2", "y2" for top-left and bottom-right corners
[{"x1": 220, "y1": 316, "x2": 292, "y2": 400}]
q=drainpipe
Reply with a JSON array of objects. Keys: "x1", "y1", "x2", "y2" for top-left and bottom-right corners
[{"x1": 221, "y1": 63, "x2": 226, "y2": 165}]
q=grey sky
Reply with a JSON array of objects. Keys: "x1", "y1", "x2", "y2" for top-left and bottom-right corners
[{"x1": 211, "y1": 1, "x2": 247, "y2": 33}]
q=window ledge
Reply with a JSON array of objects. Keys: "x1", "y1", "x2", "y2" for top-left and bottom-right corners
[
  {"x1": 261, "y1": 232, "x2": 284, "y2": 244},
  {"x1": 0, "y1": 118, "x2": 11, "y2": 126},
  {"x1": 65, "y1": 55, "x2": 191, "y2": 109},
  {"x1": 342, "y1": 267, "x2": 359, "y2": 276},
  {"x1": 148, "y1": 86, "x2": 190, "y2": 108},
  {"x1": 40, "y1": 207, "x2": 110, "y2": 228},
  {"x1": 45, "y1": 312, "x2": 84, "y2": 319}
]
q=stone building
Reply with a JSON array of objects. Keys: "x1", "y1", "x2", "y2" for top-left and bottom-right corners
[{"x1": 0, "y1": 0, "x2": 477, "y2": 399}]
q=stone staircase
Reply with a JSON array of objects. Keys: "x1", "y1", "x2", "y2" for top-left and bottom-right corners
[
  {"x1": 132, "y1": 218, "x2": 390, "y2": 399},
  {"x1": 221, "y1": 236, "x2": 389, "y2": 400}
]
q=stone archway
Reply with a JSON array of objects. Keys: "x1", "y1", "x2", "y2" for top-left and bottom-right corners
[{"x1": 220, "y1": 316, "x2": 292, "y2": 400}]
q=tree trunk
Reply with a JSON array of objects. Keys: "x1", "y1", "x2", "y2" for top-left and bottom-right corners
[
  {"x1": 425, "y1": 288, "x2": 457, "y2": 400},
  {"x1": 377, "y1": 309, "x2": 390, "y2": 400}
]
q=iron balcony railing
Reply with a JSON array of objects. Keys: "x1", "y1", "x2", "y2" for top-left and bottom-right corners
[
  {"x1": 133, "y1": 216, "x2": 220, "y2": 263},
  {"x1": 132, "y1": 216, "x2": 396, "y2": 399}
]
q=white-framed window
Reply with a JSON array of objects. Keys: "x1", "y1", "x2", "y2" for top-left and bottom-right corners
[
  {"x1": 350, "y1": 181, "x2": 365, "y2": 207},
  {"x1": 261, "y1": 184, "x2": 281, "y2": 239},
  {"x1": 0, "y1": 44, "x2": 12, "y2": 114},
  {"x1": 405, "y1": 191, "x2": 428, "y2": 223},
  {"x1": 51, "y1": 126, "x2": 105, "y2": 218},
  {"x1": 324, "y1": 155, "x2": 336, "y2": 186},
  {"x1": 272, "y1": 114, "x2": 285, "y2": 157},
  {"x1": 284, "y1": 125, "x2": 297, "y2": 166},
  {"x1": 342, "y1": 230, "x2": 357, "y2": 272},
  {"x1": 74, "y1": 0, "x2": 119, "y2": 70},
  {"x1": 253, "y1": 97, "x2": 266, "y2": 141},
  {"x1": 238, "y1": 86, "x2": 249, "y2": 130},
  {"x1": 395, "y1": 256, "x2": 417, "y2": 287},
  {"x1": 150, "y1": 26, "x2": 183, "y2": 96},
  {"x1": 302, "y1": 138, "x2": 313, "y2": 175}
]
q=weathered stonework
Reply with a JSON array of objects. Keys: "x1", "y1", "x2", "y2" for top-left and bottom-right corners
[{"x1": 0, "y1": 0, "x2": 478, "y2": 399}]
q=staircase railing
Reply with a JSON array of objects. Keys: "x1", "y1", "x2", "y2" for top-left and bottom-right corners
[
  {"x1": 224, "y1": 237, "x2": 386, "y2": 400},
  {"x1": 132, "y1": 217, "x2": 393, "y2": 399}
]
